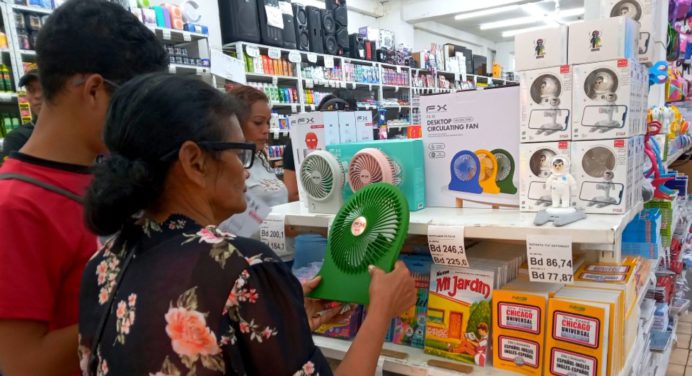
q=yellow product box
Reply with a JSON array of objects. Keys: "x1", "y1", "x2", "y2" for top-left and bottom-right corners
[
  {"x1": 573, "y1": 261, "x2": 638, "y2": 316},
  {"x1": 545, "y1": 297, "x2": 612, "y2": 376}
]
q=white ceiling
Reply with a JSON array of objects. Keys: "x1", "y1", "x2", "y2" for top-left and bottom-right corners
[{"x1": 420, "y1": 0, "x2": 584, "y2": 43}]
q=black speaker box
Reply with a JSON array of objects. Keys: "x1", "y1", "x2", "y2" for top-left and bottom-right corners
[
  {"x1": 336, "y1": 27, "x2": 349, "y2": 51},
  {"x1": 257, "y1": 0, "x2": 283, "y2": 47},
  {"x1": 321, "y1": 9, "x2": 335, "y2": 34},
  {"x1": 376, "y1": 48, "x2": 387, "y2": 62},
  {"x1": 349, "y1": 33, "x2": 364, "y2": 59},
  {"x1": 333, "y1": 5, "x2": 347, "y2": 26},
  {"x1": 282, "y1": 12, "x2": 296, "y2": 49},
  {"x1": 218, "y1": 0, "x2": 261, "y2": 44},
  {"x1": 324, "y1": 34, "x2": 338, "y2": 55},
  {"x1": 325, "y1": 0, "x2": 344, "y2": 10},
  {"x1": 293, "y1": 3, "x2": 310, "y2": 51},
  {"x1": 306, "y1": 6, "x2": 324, "y2": 53}
]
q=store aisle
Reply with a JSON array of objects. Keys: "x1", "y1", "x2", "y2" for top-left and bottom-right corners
[{"x1": 668, "y1": 311, "x2": 692, "y2": 376}]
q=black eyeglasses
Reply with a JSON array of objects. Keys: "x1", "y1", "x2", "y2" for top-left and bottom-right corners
[{"x1": 160, "y1": 141, "x2": 257, "y2": 168}]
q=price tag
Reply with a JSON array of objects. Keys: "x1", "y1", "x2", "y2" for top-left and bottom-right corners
[
  {"x1": 396, "y1": 65, "x2": 401, "y2": 73},
  {"x1": 310, "y1": 104, "x2": 316, "y2": 111},
  {"x1": 259, "y1": 216, "x2": 286, "y2": 255},
  {"x1": 526, "y1": 235, "x2": 574, "y2": 283},
  {"x1": 162, "y1": 29, "x2": 171, "y2": 40},
  {"x1": 454, "y1": 72, "x2": 460, "y2": 82},
  {"x1": 351, "y1": 82, "x2": 356, "y2": 89},
  {"x1": 305, "y1": 79, "x2": 314, "y2": 89},
  {"x1": 196, "y1": 67, "x2": 204, "y2": 75},
  {"x1": 427, "y1": 225, "x2": 469, "y2": 267},
  {"x1": 288, "y1": 50, "x2": 301, "y2": 63},
  {"x1": 246, "y1": 45, "x2": 260, "y2": 58},
  {"x1": 368, "y1": 84, "x2": 372, "y2": 91},
  {"x1": 168, "y1": 65, "x2": 177, "y2": 74},
  {"x1": 324, "y1": 55, "x2": 334, "y2": 69},
  {"x1": 265, "y1": 5, "x2": 284, "y2": 29},
  {"x1": 290, "y1": 103, "x2": 297, "y2": 113},
  {"x1": 340, "y1": 81, "x2": 346, "y2": 88},
  {"x1": 268, "y1": 48, "x2": 281, "y2": 60},
  {"x1": 278, "y1": 0, "x2": 293, "y2": 15},
  {"x1": 307, "y1": 53, "x2": 318, "y2": 63},
  {"x1": 272, "y1": 77, "x2": 278, "y2": 85},
  {"x1": 183, "y1": 31, "x2": 192, "y2": 42}
]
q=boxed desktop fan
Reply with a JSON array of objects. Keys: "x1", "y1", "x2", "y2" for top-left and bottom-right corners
[
  {"x1": 568, "y1": 16, "x2": 640, "y2": 65},
  {"x1": 519, "y1": 66, "x2": 573, "y2": 142},
  {"x1": 326, "y1": 139, "x2": 426, "y2": 211},
  {"x1": 572, "y1": 59, "x2": 646, "y2": 141},
  {"x1": 514, "y1": 26, "x2": 568, "y2": 71},
  {"x1": 571, "y1": 138, "x2": 636, "y2": 214},
  {"x1": 354, "y1": 111, "x2": 374, "y2": 142},
  {"x1": 420, "y1": 86, "x2": 520, "y2": 209},
  {"x1": 519, "y1": 141, "x2": 572, "y2": 212},
  {"x1": 290, "y1": 112, "x2": 341, "y2": 168}
]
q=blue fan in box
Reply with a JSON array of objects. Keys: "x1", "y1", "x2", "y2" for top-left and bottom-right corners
[{"x1": 448, "y1": 150, "x2": 483, "y2": 194}]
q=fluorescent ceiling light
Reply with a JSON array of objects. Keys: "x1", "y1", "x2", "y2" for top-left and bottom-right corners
[
  {"x1": 489, "y1": 5, "x2": 584, "y2": 32},
  {"x1": 558, "y1": 7, "x2": 585, "y2": 17},
  {"x1": 454, "y1": 4, "x2": 521, "y2": 21},
  {"x1": 502, "y1": 25, "x2": 552, "y2": 37},
  {"x1": 480, "y1": 16, "x2": 538, "y2": 30}
]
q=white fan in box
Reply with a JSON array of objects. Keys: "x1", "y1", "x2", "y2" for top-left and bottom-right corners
[
  {"x1": 529, "y1": 74, "x2": 569, "y2": 135},
  {"x1": 527, "y1": 148, "x2": 557, "y2": 207},
  {"x1": 579, "y1": 146, "x2": 624, "y2": 208},
  {"x1": 300, "y1": 150, "x2": 345, "y2": 214},
  {"x1": 582, "y1": 68, "x2": 626, "y2": 131},
  {"x1": 348, "y1": 148, "x2": 401, "y2": 192}
]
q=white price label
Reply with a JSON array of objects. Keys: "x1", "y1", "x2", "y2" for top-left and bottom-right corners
[
  {"x1": 168, "y1": 65, "x2": 176, "y2": 74},
  {"x1": 265, "y1": 5, "x2": 284, "y2": 29},
  {"x1": 396, "y1": 65, "x2": 401, "y2": 73},
  {"x1": 246, "y1": 45, "x2": 260, "y2": 58},
  {"x1": 427, "y1": 225, "x2": 469, "y2": 267},
  {"x1": 305, "y1": 79, "x2": 314, "y2": 89},
  {"x1": 290, "y1": 103, "x2": 297, "y2": 113},
  {"x1": 454, "y1": 72, "x2": 460, "y2": 82},
  {"x1": 351, "y1": 82, "x2": 356, "y2": 89},
  {"x1": 162, "y1": 29, "x2": 171, "y2": 40},
  {"x1": 272, "y1": 77, "x2": 278, "y2": 85},
  {"x1": 196, "y1": 67, "x2": 204, "y2": 75},
  {"x1": 307, "y1": 53, "x2": 318, "y2": 63},
  {"x1": 288, "y1": 51, "x2": 301, "y2": 63},
  {"x1": 526, "y1": 235, "x2": 574, "y2": 283},
  {"x1": 324, "y1": 55, "x2": 334, "y2": 69},
  {"x1": 310, "y1": 104, "x2": 316, "y2": 111},
  {"x1": 340, "y1": 81, "x2": 346, "y2": 88},
  {"x1": 259, "y1": 216, "x2": 286, "y2": 255},
  {"x1": 268, "y1": 48, "x2": 281, "y2": 59},
  {"x1": 278, "y1": 0, "x2": 293, "y2": 15},
  {"x1": 182, "y1": 31, "x2": 192, "y2": 42}
]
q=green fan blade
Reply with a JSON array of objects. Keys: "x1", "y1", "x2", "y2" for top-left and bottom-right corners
[{"x1": 308, "y1": 183, "x2": 410, "y2": 305}]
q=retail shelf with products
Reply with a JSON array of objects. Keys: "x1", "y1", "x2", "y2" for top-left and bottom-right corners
[
  {"x1": 666, "y1": 145, "x2": 691, "y2": 167},
  {"x1": 269, "y1": 201, "x2": 643, "y2": 260},
  {"x1": 313, "y1": 336, "x2": 514, "y2": 376},
  {"x1": 147, "y1": 26, "x2": 208, "y2": 44},
  {"x1": 168, "y1": 63, "x2": 209, "y2": 75}
]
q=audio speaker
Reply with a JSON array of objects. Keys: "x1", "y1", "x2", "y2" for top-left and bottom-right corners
[
  {"x1": 324, "y1": 34, "x2": 338, "y2": 55},
  {"x1": 349, "y1": 33, "x2": 364, "y2": 59},
  {"x1": 281, "y1": 4, "x2": 297, "y2": 49},
  {"x1": 336, "y1": 27, "x2": 349, "y2": 55},
  {"x1": 365, "y1": 40, "x2": 376, "y2": 61},
  {"x1": 329, "y1": 0, "x2": 348, "y2": 54},
  {"x1": 218, "y1": 0, "x2": 261, "y2": 44},
  {"x1": 293, "y1": 3, "x2": 310, "y2": 51},
  {"x1": 306, "y1": 6, "x2": 324, "y2": 53},
  {"x1": 325, "y1": 0, "x2": 344, "y2": 10},
  {"x1": 257, "y1": 0, "x2": 283, "y2": 47},
  {"x1": 321, "y1": 9, "x2": 335, "y2": 34}
]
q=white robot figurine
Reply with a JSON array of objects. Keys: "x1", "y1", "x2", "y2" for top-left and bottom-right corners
[{"x1": 534, "y1": 156, "x2": 586, "y2": 227}]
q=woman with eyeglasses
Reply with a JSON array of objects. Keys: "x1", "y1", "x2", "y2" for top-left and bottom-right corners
[{"x1": 77, "y1": 73, "x2": 416, "y2": 376}]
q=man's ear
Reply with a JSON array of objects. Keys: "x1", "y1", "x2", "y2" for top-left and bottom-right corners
[
  {"x1": 81, "y1": 74, "x2": 107, "y2": 107},
  {"x1": 178, "y1": 140, "x2": 208, "y2": 187}
]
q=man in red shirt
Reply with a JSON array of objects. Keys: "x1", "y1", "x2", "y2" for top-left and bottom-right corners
[{"x1": 0, "y1": 0, "x2": 168, "y2": 374}]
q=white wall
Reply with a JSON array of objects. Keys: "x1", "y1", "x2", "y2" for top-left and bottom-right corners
[{"x1": 495, "y1": 41, "x2": 515, "y2": 72}]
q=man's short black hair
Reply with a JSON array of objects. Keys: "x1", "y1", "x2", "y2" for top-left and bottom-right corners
[{"x1": 36, "y1": 0, "x2": 168, "y2": 101}]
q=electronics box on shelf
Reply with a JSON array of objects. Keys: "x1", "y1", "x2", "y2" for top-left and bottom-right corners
[
  {"x1": 338, "y1": 112, "x2": 357, "y2": 143},
  {"x1": 420, "y1": 86, "x2": 520, "y2": 209},
  {"x1": 568, "y1": 16, "x2": 640, "y2": 65},
  {"x1": 571, "y1": 138, "x2": 636, "y2": 214},
  {"x1": 326, "y1": 139, "x2": 426, "y2": 211},
  {"x1": 289, "y1": 112, "x2": 341, "y2": 168},
  {"x1": 519, "y1": 141, "x2": 572, "y2": 212},
  {"x1": 354, "y1": 111, "x2": 374, "y2": 142},
  {"x1": 572, "y1": 59, "x2": 646, "y2": 141},
  {"x1": 519, "y1": 65, "x2": 573, "y2": 142},
  {"x1": 514, "y1": 26, "x2": 568, "y2": 71},
  {"x1": 588, "y1": 0, "x2": 662, "y2": 64}
]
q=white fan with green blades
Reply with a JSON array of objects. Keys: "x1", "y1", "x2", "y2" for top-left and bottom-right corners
[
  {"x1": 299, "y1": 151, "x2": 344, "y2": 214},
  {"x1": 308, "y1": 183, "x2": 410, "y2": 305}
]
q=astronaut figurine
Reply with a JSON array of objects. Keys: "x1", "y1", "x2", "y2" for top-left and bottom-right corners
[{"x1": 534, "y1": 156, "x2": 586, "y2": 227}]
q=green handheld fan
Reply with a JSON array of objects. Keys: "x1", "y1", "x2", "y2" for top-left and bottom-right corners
[{"x1": 308, "y1": 183, "x2": 410, "y2": 305}]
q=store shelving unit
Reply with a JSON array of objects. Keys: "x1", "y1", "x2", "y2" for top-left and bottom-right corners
[{"x1": 666, "y1": 144, "x2": 691, "y2": 167}]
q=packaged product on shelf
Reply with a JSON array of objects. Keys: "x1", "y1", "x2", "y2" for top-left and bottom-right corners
[
  {"x1": 354, "y1": 111, "x2": 374, "y2": 142},
  {"x1": 568, "y1": 17, "x2": 639, "y2": 65},
  {"x1": 386, "y1": 254, "x2": 432, "y2": 348},
  {"x1": 571, "y1": 138, "x2": 637, "y2": 214},
  {"x1": 572, "y1": 259, "x2": 640, "y2": 317},
  {"x1": 289, "y1": 112, "x2": 341, "y2": 167},
  {"x1": 514, "y1": 26, "x2": 568, "y2": 71},
  {"x1": 519, "y1": 66, "x2": 573, "y2": 142},
  {"x1": 544, "y1": 297, "x2": 612, "y2": 376},
  {"x1": 313, "y1": 305, "x2": 364, "y2": 339},
  {"x1": 337, "y1": 112, "x2": 357, "y2": 143},
  {"x1": 520, "y1": 141, "x2": 572, "y2": 212},
  {"x1": 622, "y1": 208, "x2": 663, "y2": 259},
  {"x1": 424, "y1": 265, "x2": 494, "y2": 367},
  {"x1": 420, "y1": 86, "x2": 520, "y2": 208},
  {"x1": 466, "y1": 242, "x2": 526, "y2": 282}
]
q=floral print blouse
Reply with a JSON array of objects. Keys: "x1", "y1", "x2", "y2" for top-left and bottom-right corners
[{"x1": 78, "y1": 215, "x2": 331, "y2": 376}]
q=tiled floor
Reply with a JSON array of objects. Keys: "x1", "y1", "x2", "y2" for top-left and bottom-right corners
[{"x1": 667, "y1": 312, "x2": 692, "y2": 376}]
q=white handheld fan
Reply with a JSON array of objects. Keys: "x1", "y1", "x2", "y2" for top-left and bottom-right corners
[
  {"x1": 348, "y1": 148, "x2": 401, "y2": 192},
  {"x1": 300, "y1": 150, "x2": 345, "y2": 213}
]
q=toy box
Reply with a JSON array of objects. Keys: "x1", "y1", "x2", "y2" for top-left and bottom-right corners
[
  {"x1": 386, "y1": 255, "x2": 432, "y2": 348},
  {"x1": 326, "y1": 139, "x2": 426, "y2": 211},
  {"x1": 424, "y1": 265, "x2": 495, "y2": 367},
  {"x1": 572, "y1": 59, "x2": 646, "y2": 141},
  {"x1": 420, "y1": 86, "x2": 520, "y2": 208},
  {"x1": 515, "y1": 26, "x2": 568, "y2": 71},
  {"x1": 290, "y1": 112, "x2": 341, "y2": 168},
  {"x1": 571, "y1": 138, "x2": 635, "y2": 214},
  {"x1": 519, "y1": 141, "x2": 572, "y2": 212},
  {"x1": 354, "y1": 111, "x2": 374, "y2": 142},
  {"x1": 568, "y1": 17, "x2": 640, "y2": 65},
  {"x1": 519, "y1": 66, "x2": 573, "y2": 142}
]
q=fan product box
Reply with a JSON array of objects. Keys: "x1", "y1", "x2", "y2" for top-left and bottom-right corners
[
  {"x1": 571, "y1": 138, "x2": 634, "y2": 214},
  {"x1": 545, "y1": 297, "x2": 612, "y2": 376},
  {"x1": 386, "y1": 255, "x2": 431, "y2": 348},
  {"x1": 354, "y1": 111, "x2": 374, "y2": 142},
  {"x1": 572, "y1": 59, "x2": 645, "y2": 141},
  {"x1": 425, "y1": 265, "x2": 494, "y2": 367},
  {"x1": 420, "y1": 86, "x2": 520, "y2": 209},
  {"x1": 568, "y1": 16, "x2": 640, "y2": 65},
  {"x1": 519, "y1": 141, "x2": 572, "y2": 212},
  {"x1": 290, "y1": 112, "x2": 341, "y2": 168},
  {"x1": 519, "y1": 66, "x2": 573, "y2": 142},
  {"x1": 326, "y1": 139, "x2": 426, "y2": 211},
  {"x1": 515, "y1": 26, "x2": 568, "y2": 71},
  {"x1": 337, "y1": 112, "x2": 357, "y2": 143}
]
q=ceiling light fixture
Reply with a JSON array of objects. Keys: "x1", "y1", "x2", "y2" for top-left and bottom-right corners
[
  {"x1": 480, "y1": 16, "x2": 538, "y2": 30},
  {"x1": 481, "y1": 7, "x2": 583, "y2": 30},
  {"x1": 454, "y1": 4, "x2": 521, "y2": 21},
  {"x1": 502, "y1": 24, "x2": 553, "y2": 38}
]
